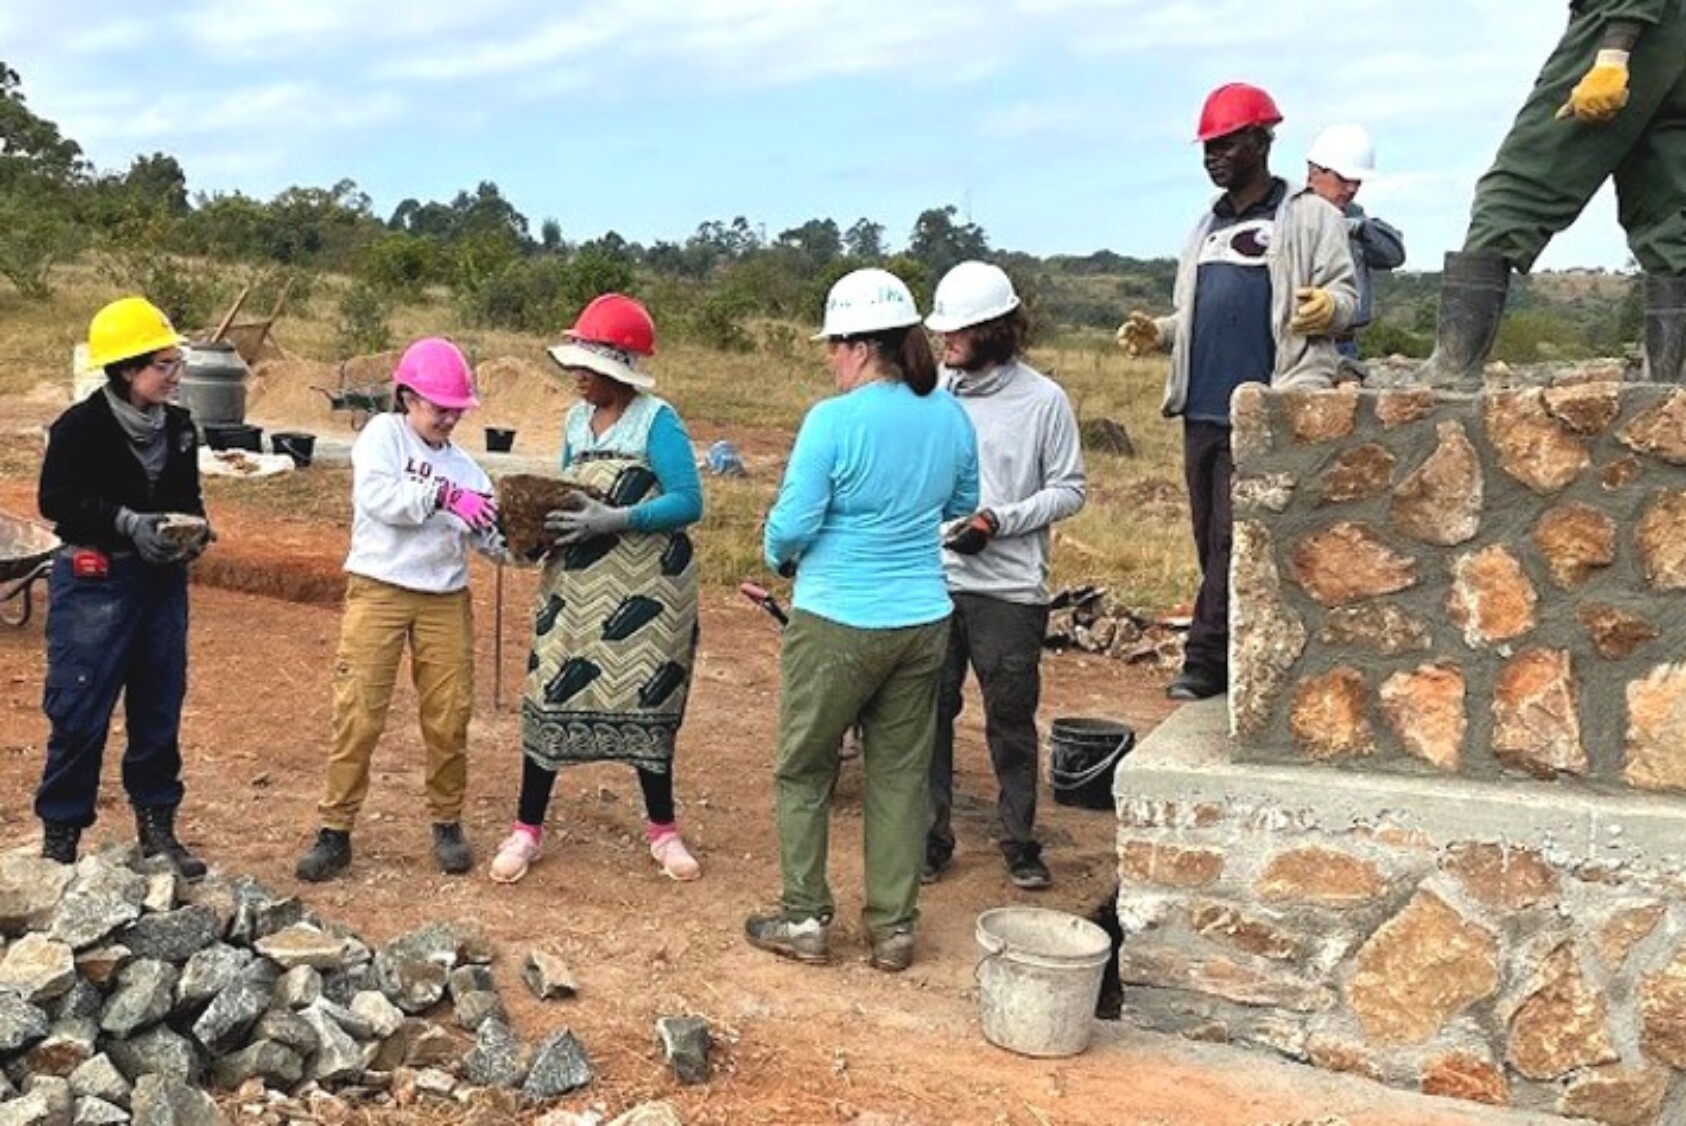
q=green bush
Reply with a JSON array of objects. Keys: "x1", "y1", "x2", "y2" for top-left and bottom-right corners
[
  {"x1": 0, "y1": 186, "x2": 82, "y2": 299},
  {"x1": 360, "y1": 233, "x2": 441, "y2": 297},
  {"x1": 101, "y1": 224, "x2": 229, "y2": 332},
  {"x1": 1359, "y1": 321, "x2": 1429, "y2": 359},
  {"x1": 334, "y1": 281, "x2": 393, "y2": 356}
]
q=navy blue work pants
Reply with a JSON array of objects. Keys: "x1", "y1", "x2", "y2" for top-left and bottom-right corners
[{"x1": 36, "y1": 553, "x2": 189, "y2": 827}]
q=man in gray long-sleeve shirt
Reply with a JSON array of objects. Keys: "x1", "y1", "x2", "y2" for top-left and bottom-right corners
[
  {"x1": 922, "y1": 261, "x2": 1086, "y2": 891},
  {"x1": 1305, "y1": 124, "x2": 1407, "y2": 364}
]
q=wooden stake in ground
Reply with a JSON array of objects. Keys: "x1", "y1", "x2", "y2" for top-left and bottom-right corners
[{"x1": 493, "y1": 559, "x2": 505, "y2": 712}]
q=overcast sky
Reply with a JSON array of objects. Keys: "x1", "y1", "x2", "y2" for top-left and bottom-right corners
[{"x1": 1, "y1": 1, "x2": 1635, "y2": 271}]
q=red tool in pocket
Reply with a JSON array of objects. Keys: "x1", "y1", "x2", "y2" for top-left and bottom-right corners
[{"x1": 71, "y1": 548, "x2": 110, "y2": 580}]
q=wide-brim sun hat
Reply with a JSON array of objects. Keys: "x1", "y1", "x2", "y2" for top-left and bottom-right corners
[{"x1": 546, "y1": 339, "x2": 656, "y2": 390}]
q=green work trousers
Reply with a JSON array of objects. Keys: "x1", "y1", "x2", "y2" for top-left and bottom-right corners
[
  {"x1": 1465, "y1": 3, "x2": 1686, "y2": 274},
  {"x1": 773, "y1": 608, "x2": 950, "y2": 936}
]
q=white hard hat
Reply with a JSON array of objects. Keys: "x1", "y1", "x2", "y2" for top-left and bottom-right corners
[
  {"x1": 812, "y1": 268, "x2": 923, "y2": 340},
  {"x1": 925, "y1": 261, "x2": 1021, "y2": 333},
  {"x1": 1307, "y1": 123, "x2": 1376, "y2": 181}
]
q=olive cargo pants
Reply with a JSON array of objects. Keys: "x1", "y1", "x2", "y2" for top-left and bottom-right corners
[{"x1": 773, "y1": 609, "x2": 949, "y2": 936}]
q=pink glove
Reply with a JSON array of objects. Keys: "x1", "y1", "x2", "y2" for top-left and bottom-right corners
[{"x1": 439, "y1": 482, "x2": 498, "y2": 531}]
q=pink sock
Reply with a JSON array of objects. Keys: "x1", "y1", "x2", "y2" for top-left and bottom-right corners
[
  {"x1": 646, "y1": 820, "x2": 678, "y2": 844},
  {"x1": 512, "y1": 821, "x2": 542, "y2": 842}
]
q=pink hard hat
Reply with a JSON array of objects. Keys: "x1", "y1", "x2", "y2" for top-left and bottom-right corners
[{"x1": 394, "y1": 337, "x2": 479, "y2": 410}]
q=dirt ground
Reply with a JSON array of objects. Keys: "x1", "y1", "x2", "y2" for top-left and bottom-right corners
[{"x1": 0, "y1": 395, "x2": 1554, "y2": 1126}]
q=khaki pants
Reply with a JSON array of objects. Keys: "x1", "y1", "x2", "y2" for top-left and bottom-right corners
[
  {"x1": 319, "y1": 575, "x2": 474, "y2": 830},
  {"x1": 775, "y1": 609, "x2": 949, "y2": 936}
]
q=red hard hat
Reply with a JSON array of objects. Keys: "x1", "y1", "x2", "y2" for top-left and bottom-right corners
[
  {"x1": 566, "y1": 293, "x2": 655, "y2": 356},
  {"x1": 1196, "y1": 83, "x2": 1283, "y2": 142}
]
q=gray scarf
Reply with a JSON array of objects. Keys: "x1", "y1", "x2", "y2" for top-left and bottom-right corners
[
  {"x1": 103, "y1": 385, "x2": 169, "y2": 483},
  {"x1": 945, "y1": 361, "x2": 1016, "y2": 399}
]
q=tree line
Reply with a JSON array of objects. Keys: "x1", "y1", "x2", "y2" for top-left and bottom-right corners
[{"x1": 0, "y1": 60, "x2": 1640, "y2": 364}]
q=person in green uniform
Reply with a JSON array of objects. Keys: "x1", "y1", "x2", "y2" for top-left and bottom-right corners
[{"x1": 1421, "y1": 0, "x2": 1685, "y2": 387}]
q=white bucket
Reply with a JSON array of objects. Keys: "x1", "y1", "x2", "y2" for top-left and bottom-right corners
[
  {"x1": 71, "y1": 343, "x2": 103, "y2": 403},
  {"x1": 975, "y1": 907, "x2": 1111, "y2": 1058}
]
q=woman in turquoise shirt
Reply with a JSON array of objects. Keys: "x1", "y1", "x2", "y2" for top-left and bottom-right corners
[{"x1": 746, "y1": 268, "x2": 979, "y2": 973}]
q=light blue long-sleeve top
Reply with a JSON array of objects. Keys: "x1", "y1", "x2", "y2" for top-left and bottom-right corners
[
  {"x1": 765, "y1": 379, "x2": 979, "y2": 630},
  {"x1": 562, "y1": 393, "x2": 703, "y2": 533}
]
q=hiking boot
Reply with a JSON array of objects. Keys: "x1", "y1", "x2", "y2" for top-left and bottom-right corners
[
  {"x1": 489, "y1": 826, "x2": 543, "y2": 884},
  {"x1": 867, "y1": 927, "x2": 915, "y2": 973},
  {"x1": 41, "y1": 821, "x2": 80, "y2": 866},
  {"x1": 1005, "y1": 843, "x2": 1052, "y2": 891},
  {"x1": 1166, "y1": 664, "x2": 1226, "y2": 701},
  {"x1": 650, "y1": 831, "x2": 701, "y2": 881},
  {"x1": 432, "y1": 822, "x2": 473, "y2": 875},
  {"x1": 296, "y1": 828, "x2": 352, "y2": 883},
  {"x1": 744, "y1": 910, "x2": 831, "y2": 964},
  {"x1": 134, "y1": 805, "x2": 207, "y2": 881}
]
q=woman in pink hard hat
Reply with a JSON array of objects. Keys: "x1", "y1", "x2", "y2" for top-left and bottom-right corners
[
  {"x1": 296, "y1": 338, "x2": 504, "y2": 882},
  {"x1": 488, "y1": 294, "x2": 706, "y2": 885}
]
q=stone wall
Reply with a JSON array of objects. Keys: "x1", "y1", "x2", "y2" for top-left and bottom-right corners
[
  {"x1": 1227, "y1": 382, "x2": 1686, "y2": 789},
  {"x1": 1114, "y1": 701, "x2": 1686, "y2": 1125}
]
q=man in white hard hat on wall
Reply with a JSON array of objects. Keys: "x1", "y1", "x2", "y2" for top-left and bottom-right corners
[
  {"x1": 1305, "y1": 124, "x2": 1406, "y2": 367},
  {"x1": 923, "y1": 261, "x2": 1086, "y2": 890}
]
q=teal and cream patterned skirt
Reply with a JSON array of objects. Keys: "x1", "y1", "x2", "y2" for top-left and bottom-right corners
[{"x1": 520, "y1": 451, "x2": 699, "y2": 774}]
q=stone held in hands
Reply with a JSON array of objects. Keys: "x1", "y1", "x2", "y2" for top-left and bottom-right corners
[{"x1": 496, "y1": 475, "x2": 602, "y2": 561}]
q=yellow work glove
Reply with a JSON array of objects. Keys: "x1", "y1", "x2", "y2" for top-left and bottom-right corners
[
  {"x1": 1288, "y1": 287, "x2": 1336, "y2": 336},
  {"x1": 1557, "y1": 50, "x2": 1630, "y2": 123},
  {"x1": 1116, "y1": 311, "x2": 1160, "y2": 357}
]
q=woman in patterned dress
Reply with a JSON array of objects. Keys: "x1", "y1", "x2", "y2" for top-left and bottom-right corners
[{"x1": 489, "y1": 295, "x2": 706, "y2": 884}]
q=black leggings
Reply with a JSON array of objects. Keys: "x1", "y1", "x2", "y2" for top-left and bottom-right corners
[{"x1": 517, "y1": 757, "x2": 675, "y2": 827}]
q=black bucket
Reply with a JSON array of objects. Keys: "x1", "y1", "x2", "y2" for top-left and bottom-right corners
[
  {"x1": 485, "y1": 427, "x2": 516, "y2": 453},
  {"x1": 271, "y1": 431, "x2": 317, "y2": 467},
  {"x1": 1049, "y1": 717, "x2": 1136, "y2": 811},
  {"x1": 203, "y1": 422, "x2": 263, "y2": 452}
]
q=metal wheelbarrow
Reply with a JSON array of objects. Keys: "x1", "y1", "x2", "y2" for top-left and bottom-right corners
[
  {"x1": 311, "y1": 366, "x2": 394, "y2": 431},
  {"x1": 0, "y1": 511, "x2": 61, "y2": 628}
]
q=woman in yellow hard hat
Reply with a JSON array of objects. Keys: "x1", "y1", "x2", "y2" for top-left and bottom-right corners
[{"x1": 34, "y1": 295, "x2": 214, "y2": 877}]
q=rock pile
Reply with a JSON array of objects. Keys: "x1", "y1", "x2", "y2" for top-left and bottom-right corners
[
  {"x1": 1043, "y1": 586, "x2": 1186, "y2": 671},
  {"x1": 0, "y1": 848, "x2": 595, "y2": 1125}
]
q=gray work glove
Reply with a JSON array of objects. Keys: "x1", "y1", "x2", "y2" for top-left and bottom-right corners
[
  {"x1": 115, "y1": 507, "x2": 181, "y2": 566},
  {"x1": 544, "y1": 496, "x2": 632, "y2": 546}
]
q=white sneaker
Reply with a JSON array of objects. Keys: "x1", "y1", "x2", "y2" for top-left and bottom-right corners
[
  {"x1": 489, "y1": 828, "x2": 542, "y2": 884},
  {"x1": 650, "y1": 832, "x2": 701, "y2": 881}
]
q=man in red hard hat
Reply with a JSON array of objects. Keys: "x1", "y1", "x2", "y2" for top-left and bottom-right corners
[{"x1": 1119, "y1": 82, "x2": 1357, "y2": 701}]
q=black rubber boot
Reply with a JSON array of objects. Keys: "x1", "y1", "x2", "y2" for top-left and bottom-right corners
[
  {"x1": 432, "y1": 822, "x2": 473, "y2": 875},
  {"x1": 134, "y1": 805, "x2": 207, "y2": 881},
  {"x1": 41, "y1": 821, "x2": 80, "y2": 866},
  {"x1": 296, "y1": 828, "x2": 352, "y2": 883},
  {"x1": 1417, "y1": 250, "x2": 1511, "y2": 390},
  {"x1": 1643, "y1": 274, "x2": 1686, "y2": 384}
]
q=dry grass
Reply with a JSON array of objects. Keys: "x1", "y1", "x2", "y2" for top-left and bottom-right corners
[{"x1": 0, "y1": 263, "x2": 1197, "y2": 608}]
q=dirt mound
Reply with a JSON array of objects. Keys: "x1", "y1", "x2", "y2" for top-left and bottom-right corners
[{"x1": 245, "y1": 350, "x2": 567, "y2": 455}]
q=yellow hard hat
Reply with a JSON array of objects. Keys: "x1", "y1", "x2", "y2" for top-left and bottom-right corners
[{"x1": 86, "y1": 296, "x2": 187, "y2": 369}]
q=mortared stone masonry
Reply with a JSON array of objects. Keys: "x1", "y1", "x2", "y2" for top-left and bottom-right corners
[{"x1": 1115, "y1": 376, "x2": 1686, "y2": 1124}]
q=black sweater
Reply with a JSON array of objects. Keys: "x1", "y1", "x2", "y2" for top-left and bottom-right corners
[{"x1": 38, "y1": 392, "x2": 206, "y2": 554}]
